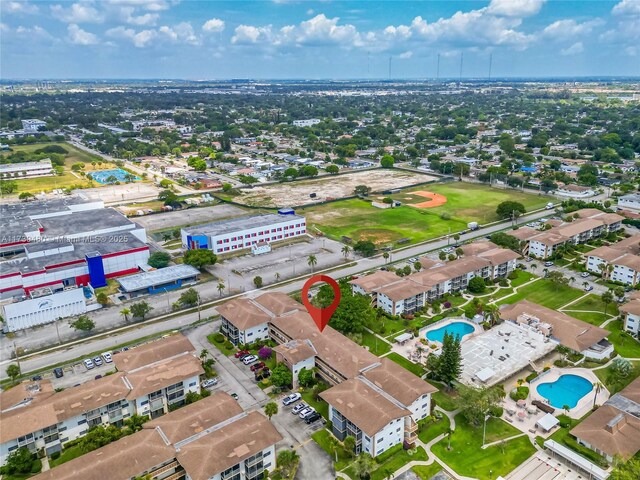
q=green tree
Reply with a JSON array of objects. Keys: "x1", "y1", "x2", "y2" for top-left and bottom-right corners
[
  {"x1": 276, "y1": 449, "x2": 299, "y2": 479},
  {"x1": 96, "y1": 292, "x2": 109, "y2": 306},
  {"x1": 18, "y1": 192, "x2": 35, "y2": 201},
  {"x1": 316, "y1": 280, "x2": 376, "y2": 334},
  {"x1": 499, "y1": 133, "x2": 515, "y2": 154},
  {"x1": 120, "y1": 308, "x2": 131, "y2": 322},
  {"x1": 130, "y1": 301, "x2": 152, "y2": 320},
  {"x1": 380, "y1": 155, "x2": 395, "y2": 168},
  {"x1": 0, "y1": 447, "x2": 37, "y2": 475},
  {"x1": 307, "y1": 254, "x2": 318, "y2": 272},
  {"x1": 353, "y1": 240, "x2": 376, "y2": 257},
  {"x1": 271, "y1": 363, "x2": 293, "y2": 388},
  {"x1": 326, "y1": 164, "x2": 339, "y2": 174},
  {"x1": 601, "y1": 290, "x2": 614, "y2": 316},
  {"x1": 496, "y1": 201, "x2": 526, "y2": 219},
  {"x1": 353, "y1": 185, "x2": 371, "y2": 196},
  {"x1": 254, "y1": 276, "x2": 263, "y2": 288},
  {"x1": 343, "y1": 435, "x2": 356, "y2": 457},
  {"x1": 298, "y1": 367, "x2": 316, "y2": 388},
  {"x1": 467, "y1": 276, "x2": 486, "y2": 294},
  {"x1": 222, "y1": 183, "x2": 233, "y2": 192},
  {"x1": 0, "y1": 179, "x2": 18, "y2": 194},
  {"x1": 6, "y1": 364, "x2": 20, "y2": 384},
  {"x1": 457, "y1": 384, "x2": 505, "y2": 427},
  {"x1": 158, "y1": 189, "x2": 180, "y2": 206},
  {"x1": 69, "y1": 315, "x2": 96, "y2": 332},
  {"x1": 609, "y1": 456, "x2": 640, "y2": 480},
  {"x1": 178, "y1": 288, "x2": 200, "y2": 307},
  {"x1": 183, "y1": 249, "x2": 217, "y2": 269},
  {"x1": 341, "y1": 245, "x2": 352, "y2": 259},
  {"x1": 217, "y1": 281, "x2": 225, "y2": 297},
  {"x1": 264, "y1": 401, "x2": 278, "y2": 419},
  {"x1": 490, "y1": 232, "x2": 522, "y2": 252},
  {"x1": 124, "y1": 414, "x2": 149, "y2": 433},
  {"x1": 430, "y1": 332, "x2": 462, "y2": 385},
  {"x1": 148, "y1": 251, "x2": 171, "y2": 268},
  {"x1": 352, "y1": 453, "x2": 376, "y2": 480}
]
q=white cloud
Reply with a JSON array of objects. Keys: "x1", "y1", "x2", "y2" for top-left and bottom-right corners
[
  {"x1": 542, "y1": 19, "x2": 603, "y2": 40},
  {"x1": 106, "y1": 25, "x2": 157, "y2": 47},
  {"x1": 106, "y1": 0, "x2": 177, "y2": 12},
  {"x1": 121, "y1": 7, "x2": 159, "y2": 26},
  {"x1": 3, "y1": 1, "x2": 39, "y2": 14},
  {"x1": 560, "y1": 41, "x2": 584, "y2": 56},
  {"x1": 16, "y1": 25, "x2": 51, "y2": 39},
  {"x1": 232, "y1": 24, "x2": 273, "y2": 44},
  {"x1": 159, "y1": 22, "x2": 200, "y2": 45},
  {"x1": 284, "y1": 14, "x2": 361, "y2": 47},
  {"x1": 67, "y1": 24, "x2": 99, "y2": 45},
  {"x1": 202, "y1": 18, "x2": 225, "y2": 33},
  {"x1": 612, "y1": 0, "x2": 640, "y2": 16},
  {"x1": 398, "y1": 51, "x2": 413, "y2": 59},
  {"x1": 51, "y1": 3, "x2": 104, "y2": 23},
  {"x1": 487, "y1": 0, "x2": 546, "y2": 17}
]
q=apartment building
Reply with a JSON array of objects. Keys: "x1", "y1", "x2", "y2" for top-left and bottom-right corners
[
  {"x1": 350, "y1": 242, "x2": 519, "y2": 316},
  {"x1": 510, "y1": 209, "x2": 624, "y2": 259},
  {"x1": 181, "y1": 213, "x2": 306, "y2": 254},
  {"x1": 0, "y1": 335, "x2": 202, "y2": 466},
  {"x1": 586, "y1": 235, "x2": 640, "y2": 286},
  {"x1": 218, "y1": 292, "x2": 436, "y2": 457},
  {"x1": 32, "y1": 392, "x2": 283, "y2": 480},
  {"x1": 618, "y1": 193, "x2": 640, "y2": 211},
  {"x1": 570, "y1": 377, "x2": 640, "y2": 462},
  {"x1": 619, "y1": 292, "x2": 640, "y2": 336}
]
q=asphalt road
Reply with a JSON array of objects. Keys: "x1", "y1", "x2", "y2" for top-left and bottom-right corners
[{"x1": 0, "y1": 207, "x2": 556, "y2": 380}]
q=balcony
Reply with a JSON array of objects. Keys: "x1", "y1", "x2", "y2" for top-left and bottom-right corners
[{"x1": 151, "y1": 460, "x2": 180, "y2": 477}]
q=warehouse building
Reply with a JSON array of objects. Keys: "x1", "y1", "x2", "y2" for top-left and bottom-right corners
[
  {"x1": 117, "y1": 264, "x2": 200, "y2": 298},
  {"x1": 181, "y1": 213, "x2": 306, "y2": 254}
]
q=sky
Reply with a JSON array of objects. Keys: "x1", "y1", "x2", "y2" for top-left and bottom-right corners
[{"x1": 1, "y1": 0, "x2": 640, "y2": 79}]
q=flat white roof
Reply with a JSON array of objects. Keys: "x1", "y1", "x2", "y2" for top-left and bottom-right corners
[
  {"x1": 475, "y1": 367, "x2": 496, "y2": 382},
  {"x1": 543, "y1": 440, "x2": 609, "y2": 480},
  {"x1": 117, "y1": 265, "x2": 200, "y2": 292},
  {"x1": 394, "y1": 333, "x2": 412, "y2": 343},
  {"x1": 536, "y1": 413, "x2": 559, "y2": 432}
]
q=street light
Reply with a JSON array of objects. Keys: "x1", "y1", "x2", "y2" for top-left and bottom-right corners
[{"x1": 482, "y1": 413, "x2": 491, "y2": 447}]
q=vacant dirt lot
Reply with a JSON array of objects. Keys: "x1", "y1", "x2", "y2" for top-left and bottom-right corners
[
  {"x1": 130, "y1": 204, "x2": 247, "y2": 232},
  {"x1": 232, "y1": 170, "x2": 436, "y2": 207}
]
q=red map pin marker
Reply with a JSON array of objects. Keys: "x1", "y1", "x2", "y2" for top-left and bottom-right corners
[{"x1": 301, "y1": 275, "x2": 341, "y2": 333}]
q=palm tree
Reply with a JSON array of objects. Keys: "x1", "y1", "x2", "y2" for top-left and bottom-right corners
[
  {"x1": 530, "y1": 263, "x2": 537, "y2": 273},
  {"x1": 120, "y1": 308, "x2": 131, "y2": 322},
  {"x1": 593, "y1": 382, "x2": 603, "y2": 409},
  {"x1": 264, "y1": 401, "x2": 278, "y2": 420},
  {"x1": 601, "y1": 290, "x2": 614, "y2": 316},
  {"x1": 569, "y1": 276, "x2": 576, "y2": 286},
  {"x1": 543, "y1": 268, "x2": 549, "y2": 278},
  {"x1": 216, "y1": 282, "x2": 225, "y2": 297},
  {"x1": 327, "y1": 435, "x2": 340, "y2": 462},
  {"x1": 199, "y1": 349, "x2": 209, "y2": 361},
  {"x1": 343, "y1": 436, "x2": 356, "y2": 458},
  {"x1": 484, "y1": 304, "x2": 500, "y2": 327},
  {"x1": 307, "y1": 254, "x2": 317, "y2": 273},
  {"x1": 352, "y1": 453, "x2": 376, "y2": 480},
  {"x1": 583, "y1": 281, "x2": 589, "y2": 290},
  {"x1": 383, "y1": 252, "x2": 390, "y2": 264},
  {"x1": 341, "y1": 245, "x2": 352, "y2": 259},
  {"x1": 274, "y1": 272, "x2": 281, "y2": 283}
]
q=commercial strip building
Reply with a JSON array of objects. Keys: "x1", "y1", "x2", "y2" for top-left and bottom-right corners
[
  {"x1": 350, "y1": 241, "x2": 519, "y2": 316},
  {"x1": 499, "y1": 300, "x2": 613, "y2": 360},
  {"x1": 31, "y1": 392, "x2": 282, "y2": 480},
  {"x1": 0, "y1": 159, "x2": 54, "y2": 179},
  {"x1": 508, "y1": 209, "x2": 624, "y2": 260},
  {"x1": 570, "y1": 377, "x2": 640, "y2": 463},
  {"x1": 586, "y1": 234, "x2": 640, "y2": 286},
  {"x1": 0, "y1": 197, "x2": 150, "y2": 331},
  {"x1": 0, "y1": 335, "x2": 203, "y2": 466},
  {"x1": 219, "y1": 292, "x2": 437, "y2": 458},
  {"x1": 181, "y1": 213, "x2": 306, "y2": 254}
]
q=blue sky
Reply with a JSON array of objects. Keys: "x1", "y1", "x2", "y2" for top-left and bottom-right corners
[{"x1": 2, "y1": 0, "x2": 639, "y2": 79}]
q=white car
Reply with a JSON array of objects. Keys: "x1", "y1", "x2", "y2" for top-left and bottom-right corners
[
  {"x1": 242, "y1": 355, "x2": 258, "y2": 365},
  {"x1": 292, "y1": 403, "x2": 308, "y2": 414},
  {"x1": 201, "y1": 378, "x2": 218, "y2": 389},
  {"x1": 299, "y1": 407, "x2": 316, "y2": 419},
  {"x1": 83, "y1": 359, "x2": 95, "y2": 370},
  {"x1": 283, "y1": 393, "x2": 302, "y2": 406},
  {"x1": 102, "y1": 352, "x2": 113, "y2": 363},
  {"x1": 580, "y1": 272, "x2": 589, "y2": 278},
  {"x1": 584, "y1": 284, "x2": 594, "y2": 292},
  {"x1": 544, "y1": 261, "x2": 554, "y2": 267}
]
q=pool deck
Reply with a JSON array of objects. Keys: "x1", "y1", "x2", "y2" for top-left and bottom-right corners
[{"x1": 529, "y1": 367, "x2": 609, "y2": 420}]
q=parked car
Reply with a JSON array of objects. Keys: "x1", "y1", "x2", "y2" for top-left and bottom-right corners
[
  {"x1": 231, "y1": 393, "x2": 238, "y2": 400},
  {"x1": 53, "y1": 367, "x2": 64, "y2": 378},
  {"x1": 292, "y1": 403, "x2": 308, "y2": 414},
  {"x1": 250, "y1": 362, "x2": 266, "y2": 372},
  {"x1": 299, "y1": 407, "x2": 316, "y2": 419},
  {"x1": 201, "y1": 378, "x2": 219, "y2": 389},
  {"x1": 580, "y1": 272, "x2": 590, "y2": 278},
  {"x1": 584, "y1": 284, "x2": 594, "y2": 292},
  {"x1": 31, "y1": 375, "x2": 43, "y2": 381},
  {"x1": 305, "y1": 412, "x2": 322, "y2": 424},
  {"x1": 102, "y1": 352, "x2": 113, "y2": 363},
  {"x1": 93, "y1": 356, "x2": 103, "y2": 367},
  {"x1": 544, "y1": 261, "x2": 554, "y2": 267},
  {"x1": 83, "y1": 359, "x2": 95, "y2": 370},
  {"x1": 238, "y1": 353, "x2": 252, "y2": 361},
  {"x1": 283, "y1": 393, "x2": 302, "y2": 406},
  {"x1": 95, "y1": 375, "x2": 102, "y2": 380},
  {"x1": 255, "y1": 369, "x2": 271, "y2": 381},
  {"x1": 242, "y1": 355, "x2": 258, "y2": 365},
  {"x1": 234, "y1": 350, "x2": 250, "y2": 358}
]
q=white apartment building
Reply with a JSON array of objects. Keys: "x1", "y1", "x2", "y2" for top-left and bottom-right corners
[
  {"x1": 0, "y1": 335, "x2": 202, "y2": 466},
  {"x1": 618, "y1": 194, "x2": 640, "y2": 211},
  {"x1": 619, "y1": 296, "x2": 640, "y2": 336},
  {"x1": 585, "y1": 235, "x2": 640, "y2": 286},
  {"x1": 292, "y1": 118, "x2": 321, "y2": 127},
  {"x1": 218, "y1": 298, "x2": 272, "y2": 346},
  {"x1": 274, "y1": 339, "x2": 317, "y2": 388},
  {"x1": 21, "y1": 119, "x2": 47, "y2": 132},
  {"x1": 0, "y1": 159, "x2": 53, "y2": 179},
  {"x1": 181, "y1": 213, "x2": 306, "y2": 255}
]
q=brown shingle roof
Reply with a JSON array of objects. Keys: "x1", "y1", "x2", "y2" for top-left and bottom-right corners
[
  {"x1": 570, "y1": 405, "x2": 640, "y2": 460},
  {"x1": 125, "y1": 353, "x2": 204, "y2": 400},
  {"x1": 217, "y1": 298, "x2": 271, "y2": 330},
  {"x1": 114, "y1": 334, "x2": 195, "y2": 372},
  {"x1": 176, "y1": 411, "x2": 283, "y2": 480},
  {"x1": 620, "y1": 298, "x2": 640, "y2": 317},
  {"x1": 254, "y1": 291, "x2": 306, "y2": 316},
  {"x1": 320, "y1": 378, "x2": 410, "y2": 436},
  {"x1": 373, "y1": 279, "x2": 426, "y2": 302},
  {"x1": 349, "y1": 270, "x2": 400, "y2": 293},
  {"x1": 500, "y1": 300, "x2": 609, "y2": 352},
  {"x1": 0, "y1": 380, "x2": 55, "y2": 412},
  {"x1": 556, "y1": 218, "x2": 604, "y2": 238},
  {"x1": 507, "y1": 227, "x2": 540, "y2": 241},
  {"x1": 274, "y1": 339, "x2": 316, "y2": 365},
  {"x1": 362, "y1": 358, "x2": 437, "y2": 406}
]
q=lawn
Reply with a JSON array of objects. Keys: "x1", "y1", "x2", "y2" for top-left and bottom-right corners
[
  {"x1": 429, "y1": 381, "x2": 459, "y2": 411},
  {"x1": 547, "y1": 414, "x2": 609, "y2": 468},
  {"x1": 412, "y1": 464, "x2": 443, "y2": 480},
  {"x1": 564, "y1": 294, "x2": 619, "y2": 317},
  {"x1": 495, "y1": 279, "x2": 585, "y2": 310},
  {"x1": 431, "y1": 414, "x2": 536, "y2": 480},
  {"x1": 49, "y1": 445, "x2": 83, "y2": 467},
  {"x1": 510, "y1": 270, "x2": 536, "y2": 288},
  {"x1": 5, "y1": 142, "x2": 118, "y2": 194},
  {"x1": 605, "y1": 320, "x2": 640, "y2": 358},
  {"x1": 366, "y1": 314, "x2": 408, "y2": 337},
  {"x1": 302, "y1": 183, "x2": 551, "y2": 246},
  {"x1": 594, "y1": 360, "x2": 640, "y2": 394},
  {"x1": 563, "y1": 310, "x2": 609, "y2": 326},
  {"x1": 418, "y1": 413, "x2": 451, "y2": 444},
  {"x1": 301, "y1": 389, "x2": 329, "y2": 420},
  {"x1": 207, "y1": 334, "x2": 237, "y2": 356},
  {"x1": 360, "y1": 331, "x2": 392, "y2": 356},
  {"x1": 343, "y1": 445, "x2": 429, "y2": 480},
  {"x1": 385, "y1": 352, "x2": 426, "y2": 377},
  {"x1": 311, "y1": 429, "x2": 353, "y2": 471}
]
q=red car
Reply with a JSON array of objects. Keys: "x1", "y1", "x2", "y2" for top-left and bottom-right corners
[
  {"x1": 234, "y1": 350, "x2": 250, "y2": 358},
  {"x1": 250, "y1": 362, "x2": 265, "y2": 372}
]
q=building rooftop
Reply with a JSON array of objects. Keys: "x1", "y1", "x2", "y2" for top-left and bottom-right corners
[
  {"x1": 183, "y1": 213, "x2": 304, "y2": 237},
  {"x1": 253, "y1": 291, "x2": 305, "y2": 316},
  {"x1": 349, "y1": 270, "x2": 400, "y2": 293},
  {"x1": 362, "y1": 358, "x2": 437, "y2": 407},
  {"x1": 217, "y1": 298, "x2": 272, "y2": 330},
  {"x1": 114, "y1": 334, "x2": 196, "y2": 372},
  {"x1": 320, "y1": 378, "x2": 410, "y2": 437},
  {"x1": 274, "y1": 339, "x2": 316, "y2": 365},
  {"x1": 117, "y1": 264, "x2": 200, "y2": 292},
  {"x1": 36, "y1": 208, "x2": 137, "y2": 238},
  {"x1": 125, "y1": 353, "x2": 204, "y2": 400}
]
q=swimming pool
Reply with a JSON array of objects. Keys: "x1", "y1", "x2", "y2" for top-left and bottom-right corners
[
  {"x1": 426, "y1": 321, "x2": 474, "y2": 342},
  {"x1": 89, "y1": 169, "x2": 140, "y2": 184},
  {"x1": 536, "y1": 374, "x2": 593, "y2": 409}
]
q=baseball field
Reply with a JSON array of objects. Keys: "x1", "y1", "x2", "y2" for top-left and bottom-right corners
[{"x1": 300, "y1": 182, "x2": 552, "y2": 245}]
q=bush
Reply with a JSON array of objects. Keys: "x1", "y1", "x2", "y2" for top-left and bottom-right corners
[
  {"x1": 224, "y1": 340, "x2": 233, "y2": 349},
  {"x1": 489, "y1": 406, "x2": 504, "y2": 417},
  {"x1": 525, "y1": 372, "x2": 538, "y2": 383},
  {"x1": 213, "y1": 333, "x2": 225, "y2": 343},
  {"x1": 509, "y1": 386, "x2": 530, "y2": 401},
  {"x1": 50, "y1": 451, "x2": 61, "y2": 461}
]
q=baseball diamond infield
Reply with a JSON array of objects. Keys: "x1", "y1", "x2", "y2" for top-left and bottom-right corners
[{"x1": 409, "y1": 191, "x2": 448, "y2": 208}]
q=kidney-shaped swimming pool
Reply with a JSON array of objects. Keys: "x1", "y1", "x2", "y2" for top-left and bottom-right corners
[{"x1": 536, "y1": 374, "x2": 593, "y2": 409}]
